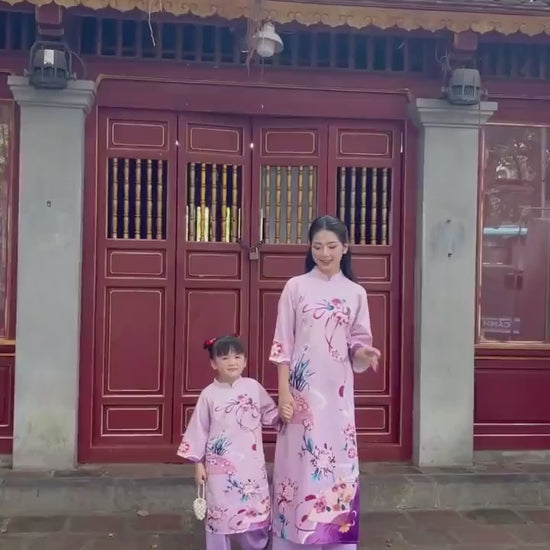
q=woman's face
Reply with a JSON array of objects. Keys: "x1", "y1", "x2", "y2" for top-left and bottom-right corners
[{"x1": 310, "y1": 229, "x2": 348, "y2": 277}]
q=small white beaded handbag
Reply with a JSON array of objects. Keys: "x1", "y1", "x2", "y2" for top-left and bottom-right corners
[{"x1": 193, "y1": 483, "x2": 207, "y2": 521}]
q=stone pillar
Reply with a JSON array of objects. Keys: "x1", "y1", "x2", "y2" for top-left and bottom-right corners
[
  {"x1": 409, "y1": 98, "x2": 497, "y2": 467},
  {"x1": 9, "y1": 76, "x2": 95, "y2": 470}
]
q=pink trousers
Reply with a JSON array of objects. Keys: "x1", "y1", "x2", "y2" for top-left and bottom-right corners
[
  {"x1": 205, "y1": 527, "x2": 269, "y2": 550},
  {"x1": 272, "y1": 535, "x2": 357, "y2": 550}
]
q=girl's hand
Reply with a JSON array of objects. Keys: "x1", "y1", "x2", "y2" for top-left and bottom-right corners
[
  {"x1": 280, "y1": 403, "x2": 294, "y2": 423},
  {"x1": 353, "y1": 347, "x2": 380, "y2": 373},
  {"x1": 278, "y1": 390, "x2": 295, "y2": 422},
  {"x1": 195, "y1": 462, "x2": 207, "y2": 485}
]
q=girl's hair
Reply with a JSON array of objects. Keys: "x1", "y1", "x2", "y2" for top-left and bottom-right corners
[
  {"x1": 305, "y1": 215, "x2": 355, "y2": 281},
  {"x1": 203, "y1": 334, "x2": 246, "y2": 359}
]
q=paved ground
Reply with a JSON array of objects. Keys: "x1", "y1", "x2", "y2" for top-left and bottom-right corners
[{"x1": 1, "y1": 508, "x2": 550, "y2": 549}]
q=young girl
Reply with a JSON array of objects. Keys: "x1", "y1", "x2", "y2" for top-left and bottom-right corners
[
  {"x1": 269, "y1": 215, "x2": 380, "y2": 549},
  {"x1": 177, "y1": 334, "x2": 287, "y2": 550}
]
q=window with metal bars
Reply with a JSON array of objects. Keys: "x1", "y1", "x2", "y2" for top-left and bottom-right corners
[
  {"x1": 0, "y1": 11, "x2": 35, "y2": 52},
  {"x1": 107, "y1": 157, "x2": 168, "y2": 240},
  {"x1": 186, "y1": 162, "x2": 242, "y2": 243},
  {"x1": 477, "y1": 41, "x2": 550, "y2": 79},
  {"x1": 337, "y1": 166, "x2": 392, "y2": 246}
]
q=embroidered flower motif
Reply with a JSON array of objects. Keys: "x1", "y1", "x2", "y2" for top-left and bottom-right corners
[
  {"x1": 312, "y1": 446, "x2": 336, "y2": 477},
  {"x1": 241, "y1": 479, "x2": 261, "y2": 500},
  {"x1": 226, "y1": 476, "x2": 261, "y2": 502},
  {"x1": 303, "y1": 298, "x2": 351, "y2": 354},
  {"x1": 207, "y1": 435, "x2": 231, "y2": 456},
  {"x1": 343, "y1": 424, "x2": 356, "y2": 438},
  {"x1": 177, "y1": 440, "x2": 190, "y2": 455},
  {"x1": 277, "y1": 479, "x2": 298, "y2": 507},
  {"x1": 270, "y1": 341, "x2": 283, "y2": 359},
  {"x1": 330, "y1": 347, "x2": 346, "y2": 362},
  {"x1": 208, "y1": 506, "x2": 226, "y2": 522},
  {"x1": 300, "y1": 440, "x2": 336, "y2": 480},
  {"x1": 314, "y1": 497, "x2": 328, "y2": 513},
  {"x1": 343, "y1": 423, "x2": 358, "y2": 459},
  {"x1": 289, "y1": 352, "x2": 314, "y2": 392}
]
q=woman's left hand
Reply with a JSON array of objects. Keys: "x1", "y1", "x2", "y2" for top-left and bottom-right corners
[{"x1": 353, "y1": 347, "x2": 380, "y2": 372}]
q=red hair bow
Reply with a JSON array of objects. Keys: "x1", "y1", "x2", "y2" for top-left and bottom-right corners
[{"x1": 203, "y1": 337, "x2": 217, "y2": 349}]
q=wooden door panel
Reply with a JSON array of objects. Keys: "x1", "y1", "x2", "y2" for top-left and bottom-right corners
[
  {"x1": 257, "y1": 289, "x2": 280, "y2": 392},
  {"x1": 183, "y1": 288, "x2": 243, "y2": 392},
  {"x1": 354, "y1": 291, "x2": 389, "y2": 394},
  {"x1": 249, "y1": 120, "x2": 329, "y2": 388},
  {"x1": 104, "y1": 288, "x2": 166, "y2": 394},
  {"x1": 327, "y1": 121, "x2": 409, "y2": 460},
  {"x1": 173, "y1": 115, "x2": 252, "y2": 446},
  {"x1": 84, "y1": 110, "x2": 178, "y2": 459}
]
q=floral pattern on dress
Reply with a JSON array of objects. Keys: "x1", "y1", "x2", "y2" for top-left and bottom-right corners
[
  {"x1": 177, "y1": 440, "x2": 190, "y2": 456},
  {"x1": 177, "y1": 377, "x2": 278, "y2": 535},
  {"x1": 226, "y1": 476, "x2": 261, "y2": 502},
  {"x1": 216, "y1": 393, "x2": 263, "y2": 450},
  {"x1": 270, "y1": 269, "x2": 376, "y2": 544},
  {"x1": 300, "y1": 437, "x2": 337, "y2": 480},
  {"x1": 289, "y1": 349, "x2": 315, "y2": 393},
  {"x1": 270, "y1": 341, "x2": 283, "y2": 360}
]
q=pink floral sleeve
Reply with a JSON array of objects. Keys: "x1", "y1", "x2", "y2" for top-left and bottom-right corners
[
  {"x1": 269, "y1": 279, "x2": 296, "y2": 367},
  {"x1": 257, "y1": 382, "x2": 279, "y2": 427},
  {"x1": 176, "y1": 392, "x2": 210, "y2": 462},
  {"x1": 349, "y1": 286, "x2": 379, "y2": 373}
]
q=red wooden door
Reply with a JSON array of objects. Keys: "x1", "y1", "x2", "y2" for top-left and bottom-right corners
[
  {"x1": 248, "y1": 119, "x2": 408, "y2": 460},
  {"x1": 248, "y1": 120, "x2": 329, "y2": 454},
  {"x1": 82, "y1": 109, "x2": 178, "y2": 461},
  {"x1": 81, "y1": 111, "x2": 410, "y2": 462},
  {"x1": 172, "y1": 114, "x2": 252, "y2": 446},
  {"x1": 327, "y1": 121, "x2": 407, "y2": 460}
]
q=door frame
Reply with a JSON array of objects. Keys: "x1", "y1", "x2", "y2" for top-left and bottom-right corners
[{"x1": 79, "y1": 77, "x2": 415, "y2": 462}]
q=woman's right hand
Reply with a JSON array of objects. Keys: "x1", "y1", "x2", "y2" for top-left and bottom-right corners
[
  {"x1": 195, "y1": 462, "x2": 207, "y2": 485},
  {"x1": 278, "y1": 390, "x2": 295, "y2": 423}
]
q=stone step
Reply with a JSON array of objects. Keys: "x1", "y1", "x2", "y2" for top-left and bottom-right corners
[{"x1": 2, "y1": 463, "x2": 550, "y2": 517}]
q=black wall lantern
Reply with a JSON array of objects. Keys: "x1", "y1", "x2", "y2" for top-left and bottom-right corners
[{"x1": 25, "y1": 40, "x2": 75, "y2": 90}]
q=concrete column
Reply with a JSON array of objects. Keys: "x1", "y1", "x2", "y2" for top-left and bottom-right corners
[
  {"x1": 409, "y1": 98, "x2": 497, "y2": 467},
  {"x1": 9, "y1": 76, "x2": 95, "y2": 470}
]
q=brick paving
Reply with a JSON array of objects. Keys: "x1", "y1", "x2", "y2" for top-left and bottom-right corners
[{"x1": 0, "y1": 509, "x2": 550, "y2": 549}]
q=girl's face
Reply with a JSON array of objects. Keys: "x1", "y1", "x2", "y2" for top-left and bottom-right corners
[
  {"x1": 211, "y1": 349, "x2": 246, "y2": 383},
  {"x1": 310, "y1": 229, "x2": 348, "y2": 277}
]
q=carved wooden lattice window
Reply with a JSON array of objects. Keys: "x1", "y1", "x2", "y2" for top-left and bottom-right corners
[
  {"x1": 73, "y1": 15, "x2": 439, "y2": 77},
  {"x1": 107, "y1": 158, "x2": 168, "y2": 240},
  {"x1": 260, "y1": 165, "x2": 317, "y2": 244},
  {"x1": 336, "y1": 166, "x2": 392, "y2": 245},
  {"x1": 186, "y1": 162, "x2": 242, "y2": 243}
]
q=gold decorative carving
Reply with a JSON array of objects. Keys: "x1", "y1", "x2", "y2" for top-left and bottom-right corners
[{"x1": 5, "y1": 0, "x2": 550, "y2": 36}]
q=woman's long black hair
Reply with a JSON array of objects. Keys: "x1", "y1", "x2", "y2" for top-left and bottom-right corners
[{"x1": 305, "y1": 215, "x2": 355, "y2": 281}]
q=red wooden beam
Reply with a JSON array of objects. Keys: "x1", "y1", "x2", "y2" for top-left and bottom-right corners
[{"x1": 35, "y1": 4, "x2": 65, "y2": 39}]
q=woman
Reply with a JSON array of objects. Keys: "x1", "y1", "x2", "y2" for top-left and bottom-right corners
[{"x1": 269, "y1": 215, "x2": 380, "y2": 550}]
